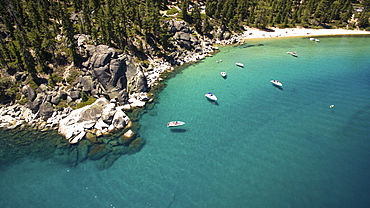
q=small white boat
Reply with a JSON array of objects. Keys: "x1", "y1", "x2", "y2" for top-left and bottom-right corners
[
  {"x1": 205, "y1": 92, "x2": 218, "y2": 101},
  {"x1": 270, "y1": 80, "x2": 282, "y2": 87},
  {"x1": 167, "y1": 121, "x2": 185, "y2": 127},
  {"x1": 310, "y1": 38, "x2": 320, "y2": 42},
  {"x1": 286, "y1": 51, "x2": 298, "y2": 57},
  {"x1": 221, "y1": 71, "x2": 227, "y2": 78},
  {"x1": 235, "y1": 62, "x2": 244, "y2": 67}
]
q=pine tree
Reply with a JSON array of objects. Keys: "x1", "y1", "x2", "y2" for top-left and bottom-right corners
[
  {"x1": 60, "y1": 2, "x2": 78, "y2": 65},
  {"x1": 236, "y1": 0, "x2": 249, "y2": 22},
  {"x1": 315, "y1": 0, "x2": 330, "y2": 24},
  {"x1": 181, "y1": 0, "x2": 190, "y2": 22},
  {"x1": 339, "y1": 0, "x2": 353, "y2": 24},
  {"x1": 203, "y1": 16, "x2": 213, "y2": 37},
  {"x1": 254, "y1": 0, "x2": 270, "y2": 28},
  {"x1": 205, "y1": 0, "x2": 217, "y2": 18},
  {"x1": 191, "y1": 3, "x2": 202, "y2": 33},
  {"x1": 358, "y1": 0, "x2": 370, "y2": 28}
]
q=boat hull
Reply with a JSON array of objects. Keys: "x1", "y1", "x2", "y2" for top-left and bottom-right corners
[
  {"x1": 286, "y1": 51, "x2": 298, "y2": 57},
  {"x1": 235, "y1": 63, "x2": 244, "y2": 67},
  {"x1": 167, "y1": 121, "x2": 185, "y2": 127},
  {"x1": 205, "y1": 93, "x2": 218, "y2": 101},
  {"x1": 270, "y1": 80, "x2": 282, "y2": 87}
]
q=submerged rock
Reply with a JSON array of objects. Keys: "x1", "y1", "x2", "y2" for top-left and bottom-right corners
[
  {"x1": 88, "y1": 144, "x2": 112, "y2": 160},
  {"x1": 77, "y1": 140, "x2": 90, "y2": 163},
  {"x1": 128, "y1": 137, "x2": 146, "y2": 154},
  {"x1": 120, "y1": 129, "x2": 136, "y2": 145}
]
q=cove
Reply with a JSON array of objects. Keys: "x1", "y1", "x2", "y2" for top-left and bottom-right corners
[{"x1": 1, "y1": 36, "x2": 370, "y2": 208}]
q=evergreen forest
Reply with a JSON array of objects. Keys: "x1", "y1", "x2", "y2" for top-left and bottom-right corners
[{"x1": 0, "y1": 0, "x2": 369, "y2": 102}]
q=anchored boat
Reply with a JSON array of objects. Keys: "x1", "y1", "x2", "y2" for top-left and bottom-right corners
[
  {"x1": 205, "y1": 92, "x2": 218, "y2": 101},
  {"x1": 167, "y1": 121, "x2": 185, "y2": 127},
  {"x1": 270, "y1": 80, "x2": 283, "y2": 87}
]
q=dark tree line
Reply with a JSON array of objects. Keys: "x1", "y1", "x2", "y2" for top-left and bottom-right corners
[
  {"x1": 0, "y1": 0, "x2": 369, "y2": 89},
  {"x1": 202, "y1": 0, "x2": 368, "y2": 30},
  {"x1": 0, "y1": 0, "x2": 169, "y2": 79}
]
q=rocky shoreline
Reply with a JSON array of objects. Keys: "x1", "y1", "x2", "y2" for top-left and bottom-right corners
[
  {"x1": 0, "y1": 22, "x2": 244, "y2": 138},
  {"x1": 0, "y1": 20, "x2": 245, "y2": 169}
]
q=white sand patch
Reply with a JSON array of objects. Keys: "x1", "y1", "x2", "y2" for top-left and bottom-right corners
[{"x1": 242, "y1": 27, "x2": 370, "y2": 40}]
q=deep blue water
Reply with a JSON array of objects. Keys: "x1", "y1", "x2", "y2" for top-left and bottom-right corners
[{"x1": 1, "y1": 36, "x2": 370, "y2": 208}]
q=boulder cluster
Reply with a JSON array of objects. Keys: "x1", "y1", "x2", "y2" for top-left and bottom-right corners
[{"x1": 58, "y1": 98, "x2": 130, "y2": 144}]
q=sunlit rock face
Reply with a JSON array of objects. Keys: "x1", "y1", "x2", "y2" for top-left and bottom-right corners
[{"x1": 58, "y1": 97, "x2": 130, "y2": 144}]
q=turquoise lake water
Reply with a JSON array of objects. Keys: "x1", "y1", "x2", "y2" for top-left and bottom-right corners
[{"x1": 1, "y1": 36, "x2": 370, "y2": 208}]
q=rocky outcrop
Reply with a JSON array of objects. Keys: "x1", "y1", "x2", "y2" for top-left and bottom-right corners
[
  {"x1": 22, "y1": 85, "x2": 36, "y2": 101},
  {"x1": 58, "y1": 97, "x2": 130, "y2": 144},
  {"x1": 1, "y1": 43, "x2": 154, "y2": 145},
  {"x1": 0, "y1": 18, "x2": 234, "y2": 143},
  {"x1": 39, "y1": 102, "x2": 54, "y2": 119},
  {"x1": 85, "y1": 45, "x2": 126, "y2": 92},
  {"x1": 168, "y1": 20, "x2": 199, "y2": 50},
  {"x1": 81, "y1": 44, "x2": 149, "y2": 104}
]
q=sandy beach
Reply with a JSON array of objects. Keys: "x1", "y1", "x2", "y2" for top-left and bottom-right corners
[{"x1": 240, "y1": 27, "x2": 370, "y2": 40}]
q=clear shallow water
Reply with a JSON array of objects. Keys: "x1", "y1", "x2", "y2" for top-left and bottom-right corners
[{"x1": 1, "y1": 36, "x2": 370, "y2": 208}]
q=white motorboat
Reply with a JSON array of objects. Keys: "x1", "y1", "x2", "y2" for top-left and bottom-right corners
[
  {"x1": 221, "y1": 71, "x2": 227, "y2": 78},
  {"x1": 205, "y1": 92, "x2": 218, "y2": 101},
  {"x1": 270, "y1": 80, "x2": 282, "y2": 87},
  {"x1": 167, "y1": 121, "x2": 185, "y2": 127},
  {"x1": 235, "y1": 62, "x2": 244, "y2": 67},
  {"x1": 310, "y1": 38, "x2": 320, "y2": 42},
  {"x1": 286, "y1": 51, "x2": 298, "y2": 57}
]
